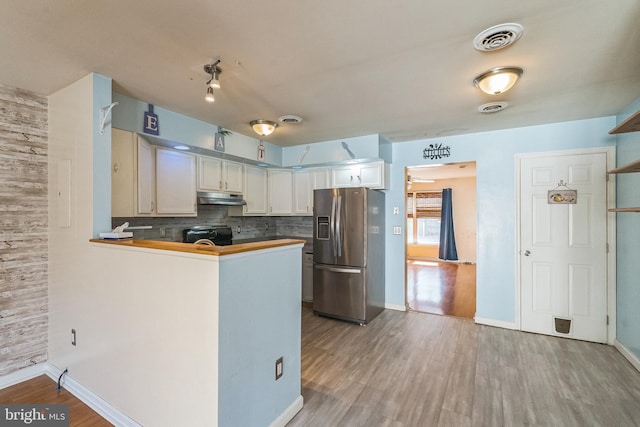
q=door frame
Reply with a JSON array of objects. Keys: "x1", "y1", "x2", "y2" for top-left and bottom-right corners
[{"x1": 515, "y1": 146, "x2": 616, "y2": 344}]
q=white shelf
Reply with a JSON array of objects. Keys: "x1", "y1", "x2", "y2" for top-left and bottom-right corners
[{"x1": 608, "y1": 159, "x2": 640, "y2": 174}]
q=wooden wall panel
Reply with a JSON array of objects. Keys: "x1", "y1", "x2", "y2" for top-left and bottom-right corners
[{"x1": 0, "y1": 84, "x2": 48, "y2": 376}]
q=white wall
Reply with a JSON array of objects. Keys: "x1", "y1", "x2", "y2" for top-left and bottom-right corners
[{"x1": 48, "y1": 74, "x2": 220, "y2": 426}]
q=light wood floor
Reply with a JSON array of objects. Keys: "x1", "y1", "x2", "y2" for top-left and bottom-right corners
[
  {"x1": 406, "y1": 260, "x2": 476, "y2": 319},
  {"x1": 287, "y1": 307, "x2": 640, "y2": 426},
  {"x1": 0, "y1": 375, "x2": 112, "y2": 426},
  {"x1": 4, "y1": 311, "x2": 640, "y2": 427}
]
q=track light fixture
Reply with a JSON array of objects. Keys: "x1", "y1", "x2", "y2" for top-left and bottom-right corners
[
  {"x1": 250, "y1": 120, "x2": 278, "y2": 136},
  {"x1": 205, "y1": 87, "x2": 215, "y2": 103},
  {"x1": 204, "y1": 59, "x2": 222, "y2": 102}
]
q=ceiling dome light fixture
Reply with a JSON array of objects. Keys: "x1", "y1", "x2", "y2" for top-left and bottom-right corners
[
  {"x1": 250, "y1": 120, "x2": 278, "y2": 136},
  {"x1": 473, "y1": 66, "x2": 523, "y2": 95}
]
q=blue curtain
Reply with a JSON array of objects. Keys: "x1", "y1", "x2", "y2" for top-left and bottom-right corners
[{"x1": 439, "y1": 188, "x2": 458, "y2": 261}]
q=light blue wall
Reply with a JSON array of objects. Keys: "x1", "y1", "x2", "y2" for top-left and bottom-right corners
[
  {"x1": 218, "y1": 246, "x2": 302, "y2": 426},
  {"x1": 281, "y1": 134, "x2": 390, "y2": 166},
  {"x1": 613, "y1": 98, "x2": 640, "y2": 360},
  {"x1": 111, "y1": 93, "x2": 283, "y2": 165},
  {"x1": 386, "y1": 117, "x2": 616, "y2": 323},
  {"x1": 92, "y1": 74, "x2": 113, "y2": 236}
]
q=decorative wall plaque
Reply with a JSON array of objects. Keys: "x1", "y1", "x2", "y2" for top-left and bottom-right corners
[
  {"x1": 423, "y1": 143, "x2": 451, "y2": 160},
  {"x1": 214, "y1": 132, "x2": 225, "y2": 152},
  {"x1": 143, "y1": 104, "x2": 159, "y2": 135},
  {"x1": 548, "y1": 180, "x2": 577, "y2": 204}
]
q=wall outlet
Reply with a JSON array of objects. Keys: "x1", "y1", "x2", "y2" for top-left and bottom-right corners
[
  {"x1": 275, "y1": 357, "x2": 283, "y2": 380},
  {"x1": 159, "y1": 227, "x2": 166, "y2": 237},
  {"x1": 393, "y1": 226, "x2": 402, "y2": 235},
  {"x1": 393, "y1": 206, "x2": 400, "y2": 215},
  {"x1": 236, "y1": 225, "x2": 241, "y2": 234},
  {"x1": 71, "y1": 329, "x2": 76, "y2": 346}
]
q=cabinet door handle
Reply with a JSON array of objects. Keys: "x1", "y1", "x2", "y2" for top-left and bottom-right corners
[
  {"x1": 219, "y1": 180, "x2": 222, "y2": 189},
  {"x1": 151, "y1": 201, "x2": 155, "y2": 212},
  {"x1": 225, "y1": 182, "x2": 228, "y2": 189}
]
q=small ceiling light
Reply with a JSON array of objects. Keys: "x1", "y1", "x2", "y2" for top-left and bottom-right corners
[
  {"x1": 204, "y1": 60, "x2": 222, "y2": 102},
  {"x1": 473, "y1": 66, "x2": 523, "y2": 95},
  {"x1": 250, "y1": 120, "x2": 278, "y2": 136},
  {"x1": 208, "y1": 70, "x2": 221, "y2": 89},
  {"x1": 205, "y1": 87, "x2": 215, "y2": 103}
]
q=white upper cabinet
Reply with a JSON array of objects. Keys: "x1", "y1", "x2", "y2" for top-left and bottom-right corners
[
  {"x1": 155, "y1": 148, "x2": 197, "y2": 216},
  {"x1": 197, "y1": 156, "x2": 243, "y2": 193},
  {"x1": 243, "y1": 165, "x2": 268, "y2": 215},
  {"x1": 294, "y1": 167, "x2": 329, "y2": 215},
  {"x1": 223, "y1": 161, "x2": 243, "y2": 193},
  {"x1": 268, "y1": 169, "x2": 293, "y2": 215},
  {"x1": 136, "y1": 136, "x2": 156, "y2": 216},
  {"x1": 111, "y1": 129, "x2": 156, "y2": 217},
  {"x1": 331, "y1": 161, "x2": 389, "y2": 189},
  {"x1": 293, "y1": 170, "x2": 312, "y2": 215},
  {"x1": 113, "y1": 130, "x2": 197, "y2": 217}
]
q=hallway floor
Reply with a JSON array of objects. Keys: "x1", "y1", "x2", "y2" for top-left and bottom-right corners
[{"x1": 406, "y1": 260, "x2": 476, "y2": 319}]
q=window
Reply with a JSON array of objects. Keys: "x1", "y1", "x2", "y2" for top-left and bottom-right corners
[{"x1": 407, "y1": 191, "x2": 441, "y2": 245}]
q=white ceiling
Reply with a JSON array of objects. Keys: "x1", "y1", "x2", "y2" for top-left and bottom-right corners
[
  {"x1": 408, "y1": 162, "x2": 476, "y2": 181},
  {"x1": 1, "y1": 0, "x2": 639, "y2": 147}
]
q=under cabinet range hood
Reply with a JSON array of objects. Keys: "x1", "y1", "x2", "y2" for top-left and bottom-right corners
[{"x1": 196, "y1": 192, "x2": 247, "y2": 206}]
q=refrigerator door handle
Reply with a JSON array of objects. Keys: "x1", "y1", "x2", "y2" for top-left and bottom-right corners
[
  {"x1": 314, "y1": 265, "x2": 361, "y2": 274},
  {"x1": 331, "y1": 195, "x2": 337, "y2": 257},
  {"x1": 336, "y1": 195, "x2": 342, "y2": 257}
]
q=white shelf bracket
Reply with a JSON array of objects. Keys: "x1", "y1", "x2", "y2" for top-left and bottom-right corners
[{"x1": 99, "y1": 102, "x2": 119, "y2": 135}]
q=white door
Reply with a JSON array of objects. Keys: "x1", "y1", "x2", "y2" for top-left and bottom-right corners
[{"x1": 519, "y1": 151, "x2": 608, "y2": 343}]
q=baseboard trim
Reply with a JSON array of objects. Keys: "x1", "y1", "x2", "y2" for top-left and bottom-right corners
[
  {"x1": 474, "y1": 317, "x2": 518, "y2": 330},
  {"x1": 43, "y1": 364, "x2": 141, "y2": 427},
  {"x1": 385, "y1": 303, "x2": 406, "y2": 312},
  {"x1": 614, "y1": 339, "x2": 640, "y2": 373},
  {"x1": 268, "y1": 395, "x2": 303, "y2": 427},
  {"x1": 0, "y1": 364, "x2": 46, "y2": 390}
]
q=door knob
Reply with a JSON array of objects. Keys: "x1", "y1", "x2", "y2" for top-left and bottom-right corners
[{"x1": 524, "y1": 250, "x2": 531, "y2": 256}]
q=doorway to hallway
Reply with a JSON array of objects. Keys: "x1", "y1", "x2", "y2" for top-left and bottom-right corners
[{"x1": 405, "y1": 162, "x2": 477, "y2": 319}]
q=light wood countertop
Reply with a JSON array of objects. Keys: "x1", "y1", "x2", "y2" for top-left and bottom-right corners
[{"x1": 90, "y1": 238, "x2": 306, "y2": 256}]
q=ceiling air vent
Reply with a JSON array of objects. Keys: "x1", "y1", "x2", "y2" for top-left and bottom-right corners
[
  {"x1": 473, "y1": 23, "x2": 524, "y2": 52},
  {"x1": 478, "y1": 102, "x2": 509, "y2": 114},
  {"x1": 278, "y1": 115, "x2": 303, "y2": 124}
]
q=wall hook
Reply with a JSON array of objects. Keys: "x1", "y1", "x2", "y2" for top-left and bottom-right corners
[{"x1": 99, "y1": 102, "x2": 119, "y2": 135}]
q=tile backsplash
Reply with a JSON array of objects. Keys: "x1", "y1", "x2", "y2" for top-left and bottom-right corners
[{"x1": 113, "y1": 205, "x2": 312, "y2": 242}]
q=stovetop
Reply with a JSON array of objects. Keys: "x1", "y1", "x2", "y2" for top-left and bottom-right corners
[{"x1": 182, "y1": 225, "x2": 233, "y2": 245}]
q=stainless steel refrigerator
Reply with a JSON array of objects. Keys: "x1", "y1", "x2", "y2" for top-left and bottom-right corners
[{"x1": 313, "y1": 187, "x2": 385, "y2": 325}]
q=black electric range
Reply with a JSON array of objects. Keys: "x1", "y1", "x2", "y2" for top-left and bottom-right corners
[{"x1": 182, "y1": 226, "x2": 233, "y2": 246}]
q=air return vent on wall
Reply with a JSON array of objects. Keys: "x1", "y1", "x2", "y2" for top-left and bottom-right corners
[{"x1": 473, "y1": 23, "x2": 524, "y2": 52}]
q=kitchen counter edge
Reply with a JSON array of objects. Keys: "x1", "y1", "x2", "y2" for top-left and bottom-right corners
[{"x1": 89, "y1": 238, "x2": 306, "y2": 256}]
